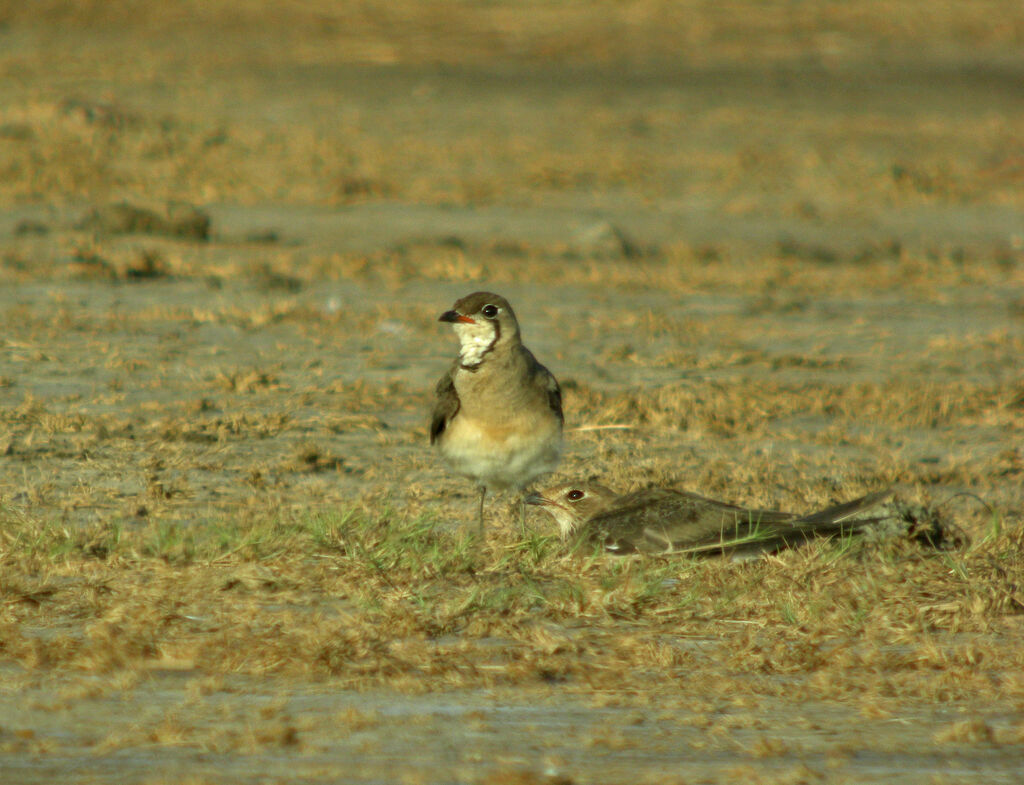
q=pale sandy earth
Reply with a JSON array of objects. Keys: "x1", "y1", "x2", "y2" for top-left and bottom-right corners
[{"x1": 1, "y1": 3, "x2": 1023, "y2": 783}]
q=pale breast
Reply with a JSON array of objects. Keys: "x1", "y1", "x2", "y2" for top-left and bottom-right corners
[{"x1": 439, "y1": 412, "x2": 562, "y2": 490}]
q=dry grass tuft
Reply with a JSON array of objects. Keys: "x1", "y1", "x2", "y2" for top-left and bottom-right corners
[{"x1": 2, "y1": 503, "x2": 1022, "y2": 701}]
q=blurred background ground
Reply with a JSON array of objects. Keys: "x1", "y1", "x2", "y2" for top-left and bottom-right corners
[{"x1": 0, "y1": 2, "x2": 1022, "y2": 783}]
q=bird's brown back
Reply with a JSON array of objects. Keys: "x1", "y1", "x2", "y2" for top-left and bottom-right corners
[{"x1": 580, "y1": 488, "x2": 893, "y2": 555}]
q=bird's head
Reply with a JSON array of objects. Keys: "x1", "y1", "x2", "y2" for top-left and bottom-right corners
[
  {"x1": 526, "y1": 482, "x2": 618, "y2": 538},
  {"x1": 439, "y1": 291, "x2": 519, "y2": 368}
]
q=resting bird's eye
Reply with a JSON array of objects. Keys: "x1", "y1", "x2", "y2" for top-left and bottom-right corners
[
  {"x1": 481, "y1": 304, "x2": 499, "y2": 319},
  {"x1": 566, "y1": 489, "x2": 585, "y2": 501}
]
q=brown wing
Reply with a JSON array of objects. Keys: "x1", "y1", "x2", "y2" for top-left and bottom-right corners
[
  {"x1": 543, "y1": 368, "x2": 563, "y2": 424},
  {"x1": 523, "y1": 347, "x2": 563, "y2": 424},
  {"x1": 429, "y1": 368, "x2": 460, "y2": 444},
  {"x1": 583, "y1": 489, "x2": 800, "y2": 554},
  {"x1": 586, "y1": 488, "x2": 893, "y2": 555}
]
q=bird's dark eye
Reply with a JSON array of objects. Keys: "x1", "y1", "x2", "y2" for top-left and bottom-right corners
[
  {"x1": 481, "y1": 304, "x2": 499, "y2": 319},
  {"x1": 566, "y1": 490, "x2": 584, "y2": 501}
]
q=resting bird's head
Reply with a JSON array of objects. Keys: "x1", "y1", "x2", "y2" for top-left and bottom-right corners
[{"x1": 526, "y1": 482, "x2": 619, "y2": 538}]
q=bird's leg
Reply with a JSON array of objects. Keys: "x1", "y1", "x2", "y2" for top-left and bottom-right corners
[{"x1": 477, "y1": 485, "x2": 487, "y2": 538}]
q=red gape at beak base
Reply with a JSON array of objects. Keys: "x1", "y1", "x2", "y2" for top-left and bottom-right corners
[{"x1": 439, "y1": 310, "x2": 476, "y2": 324}]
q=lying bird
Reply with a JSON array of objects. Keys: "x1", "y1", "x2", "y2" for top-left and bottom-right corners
[{"x1": 526, "y1": 482, "x2": 894, "y2": 556}]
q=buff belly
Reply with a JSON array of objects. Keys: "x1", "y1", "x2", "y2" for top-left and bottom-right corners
[{"x1": 439, "y1": 415, "x2": 562, "y2": 490}]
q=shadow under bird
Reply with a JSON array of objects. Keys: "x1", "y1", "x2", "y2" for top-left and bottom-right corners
[
  {"x1": 430, "y1": 291, "x2": 563, "y2": 535},
  {"x1": 527, "y1": 482, "x2": 895, "y2": 556}
]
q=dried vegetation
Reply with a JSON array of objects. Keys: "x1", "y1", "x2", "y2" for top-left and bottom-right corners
[{"x1": 1, "y1": 1, "x2": 1023, "y2": 782}]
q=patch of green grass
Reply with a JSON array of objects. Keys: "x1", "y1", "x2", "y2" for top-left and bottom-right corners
[
  {"x1": 313, "y1": 507, "x2": 479, "y2": 579},
  {"x1": 981, "y1": 509, "x2": 1004, "y2": 544},
  {"x1": 0, "y1": 507, "x2": 366, "y2": 565},
  {"x1": 303, "y1": 508, "x2": 360, "y2": 550},
  {"x1": 779, "y1": 602, "x2": 800, "y2": 626},
  {"x1": 501, "y1": 529, "x2": 561, "y2": 566}
]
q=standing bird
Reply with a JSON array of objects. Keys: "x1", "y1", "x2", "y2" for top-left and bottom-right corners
[
  {"x1": 527, "y1": 482, "x2": 894, "y2": 556},
  {"x1": 430, "y1": 292, "x2": 563, "y2": 535}
]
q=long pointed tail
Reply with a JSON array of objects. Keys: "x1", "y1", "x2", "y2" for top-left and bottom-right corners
[
  {"x1": 669, "y1": 488, "x2": 896, "y2": 556},
  {"x1": 795, "y1": 488, "x2": 895, "y2": 526}
]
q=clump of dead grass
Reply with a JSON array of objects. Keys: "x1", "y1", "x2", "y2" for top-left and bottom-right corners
[
  {"x1": 1, "y1": 501, "x2": 1021, "y2": 700},
  {"x1": 570, "y1": 377, "x2": 1019, "y2": 436}
]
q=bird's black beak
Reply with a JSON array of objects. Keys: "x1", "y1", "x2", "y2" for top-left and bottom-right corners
[
  {"x1": 439, "y1": 310, "x2": 475, "y2": 324},
  {"x1": 524, "y1": 492, "x2": 546, "y2": 507}
]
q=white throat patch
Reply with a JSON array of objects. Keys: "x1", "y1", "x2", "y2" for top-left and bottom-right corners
[
  {"x1": 555, "y1": 510, "x2": 580, "y2": 539},
  {"x1": 453, "y1": 320, "x2": 497, "y2": 367}
]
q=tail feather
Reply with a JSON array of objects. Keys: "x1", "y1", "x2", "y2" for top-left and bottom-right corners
[
  {"x1": 662, "y1": 489, "x2": 895, "y2": 556},
  {"x1": 794, "y1": 489, "x2": 894, "y2": 526}
]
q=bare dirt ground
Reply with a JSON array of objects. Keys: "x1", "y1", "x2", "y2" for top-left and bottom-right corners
[{"x1": 1, "y1": 2, "x2": 1023, "y2": 783}]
